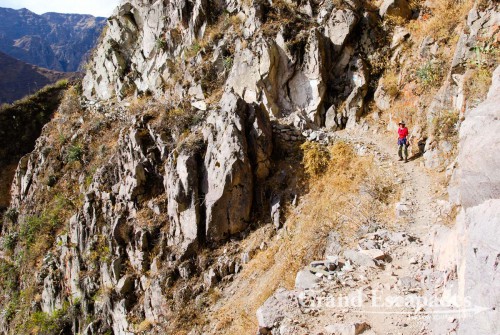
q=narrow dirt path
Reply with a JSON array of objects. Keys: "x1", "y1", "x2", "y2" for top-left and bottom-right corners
[
  {"x1": 254, "y1": 127, "x2": 448, "y2": 335},
  {"x1": 333, "y1": 129, "x2": 440, "y2": 334},
  {"x1": 344, "y1": 128, "x2": 437, "y2": 233}
]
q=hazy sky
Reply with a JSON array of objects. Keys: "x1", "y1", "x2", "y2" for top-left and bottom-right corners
[{"x1": 0, "y1": 0, "x2": 120, "y2": 17}]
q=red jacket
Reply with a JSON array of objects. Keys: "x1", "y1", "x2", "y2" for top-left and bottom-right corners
[{"x1": 398, "y1": 127, "x2": 408, "y2": 139}]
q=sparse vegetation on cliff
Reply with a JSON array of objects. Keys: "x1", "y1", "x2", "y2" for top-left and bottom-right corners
[
  {"x1": 212, "y1": 139, "x2": 398, "y2": 333},
  {"x1": 0, "y1": 0, "x2": 498, "y2": 334}
]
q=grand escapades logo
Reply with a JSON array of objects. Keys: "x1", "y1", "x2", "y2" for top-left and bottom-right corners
[{"x1": 297, "y1": 288, "x2": 489, "y2": 317}]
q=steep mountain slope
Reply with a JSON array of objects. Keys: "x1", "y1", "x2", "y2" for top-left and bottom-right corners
[
  {"x1": 0, "y1": 80, "x2": 70, "y2": 211},
  {"x1": 0, "y1": 51, "x2": 79, "y2": 104},
  {"x1": 0, "y1": 7, "x2": 107, "y2": 72},
  {"x1": 0, "y1": 0, "x2": 498, "y2": 335}
]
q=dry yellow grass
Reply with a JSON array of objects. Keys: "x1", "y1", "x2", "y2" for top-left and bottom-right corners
[
  {"x1": 300, "y1": 141, "x2": 330, "y2": 177},
  {"x1": 135, "y1": 319, "x2": 154, "y2": 333},
  {"x1": 408, "y1": 0, "x2": 474, "y2": 43},
  {"x1": 210, "y1": 141, "x2": 398, "y2": 334},
  {"x1": 382, "y1": 69, "x2": 400, "y2": 98},
  {"x1": 464, "y1": 67, "x2": 493, "y2": 104}
]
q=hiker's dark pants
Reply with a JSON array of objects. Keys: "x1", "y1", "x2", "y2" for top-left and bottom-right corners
[{"x1": 398, "y1": 138, "x2": 408, "y2": 159}]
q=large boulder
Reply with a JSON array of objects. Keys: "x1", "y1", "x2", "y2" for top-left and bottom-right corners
[
  {"x1": 344, "y1": 58, "x2": 369, "y2": 129},
  {"x1": 374, "y1": 78, "x2": 392, "y2": 111},
  {"x1": 295, "y1": 269, "x2": 320, "y2": 290},
  {"x1": 202, "y1": 91, "x2": 272, "y2": 242},
  {"x1": 288, "y1": 29, "x2": 329, "y2": 125},
  {"x1": 226, "y1": 38, "x2": 295, "y2": 118},
  {"x1": 226, "y1": 43, "x2": 268, "y2": 105},
  {"x1": 165, "y1": 149, "x2": 201, "y2": 255},
  {"x1": 228, "y1": 10, "x2": 362, "y2": 127},
  {"x1": 324, "y1": 322, "x2": 370, "y2": 335},
  {"x1": 256, "y1": 288, "x2": 297, "y2": 332},
  {"x1": 343, "y1": 249, "x2": 377, "y2": 268},
  {"x1": 325, "y1": 105, "x2": 339, "y2": 130},
  {"x1": 325, "y1": 8, "x2": 360, "y2": 53}
]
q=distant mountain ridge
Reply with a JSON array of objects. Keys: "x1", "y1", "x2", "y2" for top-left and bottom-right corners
[
  {"x1": 0, "y1": 51, "x2": 80, "y2": 104},
  {"x1": 0, "y1": 7, "x2": 107, "y2": 72}
]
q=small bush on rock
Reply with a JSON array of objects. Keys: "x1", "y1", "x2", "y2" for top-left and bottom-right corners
[
  {"x1": 3, "y1": 232, "x2": 17, "y2": 252},
  {"x1": 382, "y1": 69, "x2": 400, "y2": 97},
  {"x1": 301, "y1": 141, "x2": 330, "y2": 177},
  {"x1": 27, "y1": 304, "x2": 72, "y2": 335},
  {"x1": 465, "y1": 67, "x2": 493, "y2": 105},
  {"x1": 67, "y1": 144, "x2": 83, "y2": 163},
  {"x1": 416, "y1": 61, "x2": 442, "y2": 88},
  {"x1": 156, "y1": 37, "x2": 167, "y2": 50},
  {"x1": 433, "y1": 110, "x2": 460, "y2": 140}
]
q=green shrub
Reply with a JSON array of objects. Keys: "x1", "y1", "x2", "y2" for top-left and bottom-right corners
[
  {"x1": 416, "y1": 61, "x2": 442, "y2": 88},
  {"x1": 28, "y1": 305, "x2": 71, "y2": 335},
  {"x1": 19, "y1": 208, "x2": 65, "y2": 250},
  {"x1": 156, "y1": 37, "x2": 167, "y2": 50},
  {"x1": 191, "y1": 42, "x2": 201, "y2": 54},
  {"x1": 223, "y1": 56, "x2": 234, "y2": 71},
  {"x1": 58, "y1": 132, "x2": 67, "y2": 145},
  {"x1": 185, "y1": 42, "x2": 201, "y2": 58},
  {"x1": 470, "y1": 42, "x2": 498, "y2": 68},
  {"x1": 54, "y1": 79, "x2": 69, "y2": 89},
  {"x1": 67, "y1": 144, "x2": 83, "y2": 163},
  {"x1": 88, "y1": 235, "x2": 112, "y2": 265},
  {"x1": 85, "y1": 170, "x2": 96, "y2": 188},
  {"x1": 19, "y1": 216, "x2": 45, "y2": 247},
  {"x1": 3, "y1": 232, "x2": 18, "y2": 252},
  {"x1": 0, "y1": 260, "x2": 18, "y2": 292},
  {"x1": 4, "y1": 298, "x2": 18, "y2": 322}
]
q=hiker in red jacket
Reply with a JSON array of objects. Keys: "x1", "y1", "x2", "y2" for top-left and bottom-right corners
[{"x1": 398, "y1": 121, "x2": 409, "y2": 162}]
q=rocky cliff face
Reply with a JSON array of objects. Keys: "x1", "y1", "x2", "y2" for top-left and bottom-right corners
[
  {"x1": 0, "y1": 7, "x2": 106, "y2": 72},
  {"x1": 430, "y1": 65, "x2": 500, "y2": 335},
  {"x1": 1, "y1": 88, "x2": 273, "y2": 334},
  {"x1": 0, "y1": 0, "x2": 498, "y2": 334},
  {"x1": 82, "y1": 0, "x2": 386, "y2": 130}
]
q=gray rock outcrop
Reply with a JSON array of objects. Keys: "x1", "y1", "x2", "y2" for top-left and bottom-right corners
[
  {"x1": 2, "y1": 0, "x2": 498, "y2": 334},
  {"x1": 431, "y1": 66, "x2": 500, "y2": 334},
  {"x1": 83, "y1": 0, "x2": 374, "y2": 128},
  {"x1": 5, "y1": 85, "x2": 273, "y2": 333},
  {"x1": 448, "y1": 66, "x2": 500, "y2": 208},
  {"x1": 203, "y1": 92, "x2": 258, "y2": 241}
]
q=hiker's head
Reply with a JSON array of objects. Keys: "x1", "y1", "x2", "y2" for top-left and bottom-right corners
[{"x1": 399, "y1": 121, "x2": 406, "y2": 128}]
